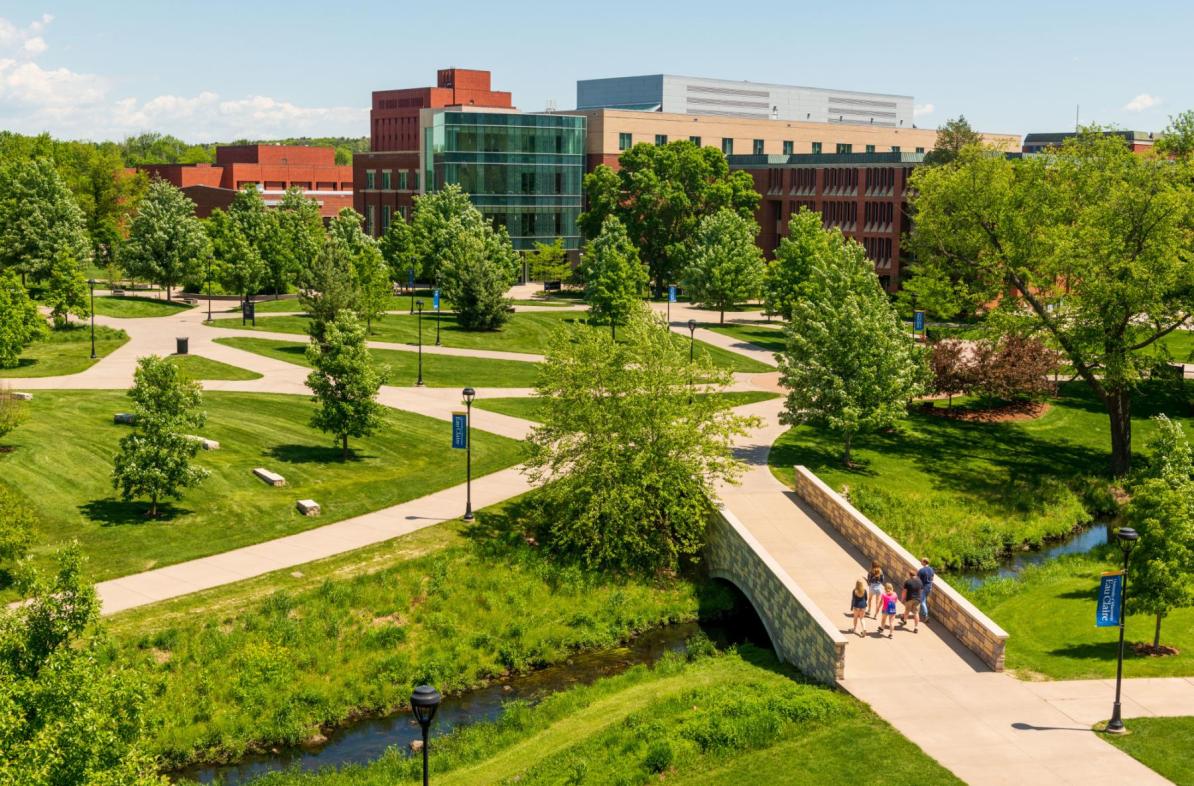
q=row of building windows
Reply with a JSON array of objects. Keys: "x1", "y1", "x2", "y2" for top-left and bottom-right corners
[
  {"x1": 364, "y1": 204, "x2": 411, "y2": 236},
  {"x1": 618, "y1": 133, "x2": 926, "y2": 156},
  {"x1": 363, "y1": 170, "x2": 419, "y2": 191}
]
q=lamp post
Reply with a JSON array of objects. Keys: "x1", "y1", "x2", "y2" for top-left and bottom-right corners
[
  {"x1": 416, "y1": 299, "x2": 425, "y2": 387},
  {"x1": 409, "y1": 267, "x2": 415, "y2": 314},
  {"x1": 410, "y1": 684, "x2": 441, "y2": 786},
  {"x1": 462, "y1": 387, "x2": 475, "y2": 521},
  {"x1": 687, "y1": 319, "x2": 697, "y2": 403},
  {"x1": 1105, "y1": 526, "x2": 1139, "y2": 734},
  {"x1": 434, "y1": 287, "x2": 441, "y2": 346},
  {"x1": 87, "y1": 279, "x2": 97, "y2": 359},
  {"x1": 205, "y1": 256, "x2": 212, "y2": 322}
]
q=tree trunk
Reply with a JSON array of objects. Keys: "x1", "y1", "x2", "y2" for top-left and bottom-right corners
[
  {"x1": 947, "y1": 393, "x2": 953, "y2": 411},
  {"x1": 149, "y1": 495, "x2": 158, "y2": 518},
  {"x1": 720, "y1": 307, "x2": 725, "y2": 325},
  {"x1": 342, "y1": 434, "x2": 349, "y2": 461},
  {"x1": 1107, "y1": 385, "x2": 1132, "y2": 477},
  {"x1": 166, "y1": 285, "x2": 171, "y2": 301},
  {"x1": 842, "y1": 432, "x2": 853, "y2": 467},
  {"x1": 1154, "y1": 613, "x2": 1163, "y2": 651},
  {"x1": 611, "y1": 321, "x2": 616, "y2": 340}
]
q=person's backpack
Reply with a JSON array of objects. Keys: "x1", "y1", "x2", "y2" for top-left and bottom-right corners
[{"x1": 884, "y1": 597, "x2": 897, "y2": 615}]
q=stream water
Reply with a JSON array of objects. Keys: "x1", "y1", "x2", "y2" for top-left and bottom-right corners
[
  {"x1": 951, "y1": 522, "x2": 1109, "y2": 589},
  {"x1": 174, "y1": 615, "x2": 767, "y2": 785}
]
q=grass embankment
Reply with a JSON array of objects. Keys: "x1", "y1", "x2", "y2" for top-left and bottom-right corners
[
  {"x1": 235, "y1": 648, "x2": 960, "y2": 786},
  {"x1": 0, "y1": 324, "x2": 129, "y2": 378},
  {"x1": 768, "y1": 381, "x2": 1193, "y2": 569},
  {"x1": 208, "y1": 311, "x2": 772, "y2": 373},
  {"x1": 704, "y1": 322, "x2": 786, "y2": 354},
  {"x1": 1100, "y1": 716, "x2": 1194, "y2": 785},
  {"x1": 225, "y1": 292, "x2": 453, "y2": 316},
  {"x1": 92, "y1": 295, "x2": 194, "y2": 318},
  {"x1": 106, "y1": 501, "x2": 731, "y2": 768},
  {"x1": 964, "y1": 553, "x2": 1194, "y2": 679},
  {"x1": 473, "y1": 391, "x2": 780, "y2": 422},
  {"x1": 166, "y1": 354, "x2": 262, "y2": 381},
  {"x1": 0, "y1": 390, "x2": 524, "y2": 589},
  {"x1": 213, "y1": 337, "x2": 542, "y2": 388}
]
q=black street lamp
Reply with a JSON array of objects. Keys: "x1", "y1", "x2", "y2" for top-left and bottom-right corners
[
  {"x1": 687, "y1": 319, "x2": 697, "y2": 364},
  {"x1": 409, "y1": 268, "x2": 416, "y2": 314},
  {"x1": 87, "y1": 279, "x2": 97, "y2": 359},
  {"x1": 410, "y1": 684, "x2": 441, "y2": 786},
  {"x1": 1106, "y1": 526, "x2": 1139, "y2": 734},
  {"x1": 462, "y1": 387, "x2": 475, "y2": 521},
  {"x1": 416, "y1": 299, "x2": 425, "y2": 387}
]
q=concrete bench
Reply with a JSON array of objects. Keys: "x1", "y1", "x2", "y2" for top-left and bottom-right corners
[
  {"x1": 112, "y1": 288, "x2": 125, "y2": 296},
  {"x1": 114, "y1": 412, "x2": 137, "y2": 425},
  {"x1": 253, "y1": 467, "x2": 286, "y2": 487},
  {"x1": 10, "y1": 392, "x2": 32, "y2": 401},
  {"x1": 180, "y1": 298, "x2": 198, "y2": 305},
  {"x1": 185, "y1": 435, "x2": 220, "y2": 450},
  {"x1": 296, "y1": 499, "x2": 321, "y2": 516}
]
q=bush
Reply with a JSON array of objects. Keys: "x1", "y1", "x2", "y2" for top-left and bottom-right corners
[
  {"x1": 642, "y1": 739, "x2": 674, "y2": 773},
  {"x1": 929, "y1": 335, "x2": 1061, "y2": 406}
]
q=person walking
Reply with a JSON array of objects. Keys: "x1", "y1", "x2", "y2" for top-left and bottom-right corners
[
  {"x1": 850, "y1": 579, "x2": 869, "y2": 636},
  {"x1": 917, "y1": 558, "x2": 936, "y2": 623},
  {"x1": 866, "y1": 562, "x2": 885, "y2": 618},
  {"x1": 900, "y1": 569, "x2": 924, "y2": 632},
  {"x1": 880, "y1": 582, "x2": 899, "y2": 638}
]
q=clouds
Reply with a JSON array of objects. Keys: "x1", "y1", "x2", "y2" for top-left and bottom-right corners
[
  {"x1": 0, "y1": 13, "x2": 366, "y2": 141},
  {"x1": 1123, "y1": 93, "x2": 1161, "y2": 113},
  {"x1": 913, "y1": 103, "x2": 935, "y2": 117}
]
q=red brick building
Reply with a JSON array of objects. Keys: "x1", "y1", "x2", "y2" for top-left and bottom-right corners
[{"x1": 138, "y1": 144, "x2": 353, "y2": 219}]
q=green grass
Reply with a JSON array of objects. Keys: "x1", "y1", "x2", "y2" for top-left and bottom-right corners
[
  {"x1": 0, "y1": 390, "x2": 525, "y2": 589},
  {"x1": 768, "y1": 381, "x2": 1193, "y2": 569},
  {"x1": 166, "y1": 354, "x2": 263, "y2": 381},
  {"x1": 92, "y1": 294, "x2": 194, "y2": 318},
  {"x1": 963, "y1": 553, "x2": 1194, "y2": 679},
  {"x1": 224, "y1": 297, "x2": 306, "y2": 314},
  {"x1": 510, "y1": 298, "x2": 579, "y2": 308},
  {"x1": 214, "y1": 337, "x2": 543, "y2": 388},
  {"x1": 0, "y1": 324, "x2": 129, "y2": 378},
  {"x1": 105, "y1": 498, "x2": 730, "y2": 768},
  {"x1": 208, "y1": 311, "x2": 772, "y2": 373},
  {"x1": 234, "y1": 648, "x2": 960, "y2": 786},
  {"x1": 1100, "y1": 716, "x2": 1194, "y2": 784},
  {"x1": 473, "y1": 391, "x2": 781, "y2": 422},
  {"x1": 704, "y1": 322, "x2": 786, "y2": 354}
]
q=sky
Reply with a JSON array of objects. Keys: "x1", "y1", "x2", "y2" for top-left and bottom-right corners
[{"x1": 2, "y1": 0, "x2": 1192, "y2": 143}]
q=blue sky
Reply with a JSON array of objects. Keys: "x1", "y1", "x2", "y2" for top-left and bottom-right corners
[{"x1": 2, "y1": 0, "x2": 1191, "y2": 142}]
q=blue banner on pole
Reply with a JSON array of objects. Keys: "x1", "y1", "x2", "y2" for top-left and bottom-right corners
[
  {"x1": 451, "y1": 412, "x2": 467, "y2": 450},
  {"x1": 408, "y1": 268, "x2": 415, "y2": 287},
  {"x1": 914, "y1": 310, "x2": 925, "y2": 332},
  {"x1": 668, "y1": 285, "x2": 677, "y2": 303},
  {"x1": 1097, "y1": 572, "x2": 1123, "y2": 627},
  {"x1": 433, "y1": 289, "x2": 441, "y2": 311}
]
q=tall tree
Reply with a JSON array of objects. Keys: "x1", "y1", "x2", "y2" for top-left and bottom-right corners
[
  {"x1": 410, "y1": 185, "x2": 483, "y2": 283},
  {"x1": 0, "y1": 271, "x2": 46, "y2": 368},
  {"x1": 207, "y1": 208, "x2": 265, "y2": 308},
  {"x1": 298, "y1": 236, "x2": 361, "y2": 342},
  {"x1": 681, "y1": 209, "x2": 765, "y2": 324},
  {"x1": 229, "y1": 185, "x2": 290, "y2": 298},
  {"x1": 578, "y1": 140, "x2": 760, "y2": 294},
  {"x1": 378, "y1": 216, "x2": 417, "y2": 284},
  {"x1": 111, "y1": 355, "x2": 209, "y2": 517},
  {"x1": 274, "y1": 187, "x2": 325, "y2": 290},
  {"x1": 43, "y1": 250, "x2": 91, "y2": 327},
  {"x1": 909, "y1": 130, "x2": 1194, "y2": 475},
  {"x1": 525, "y1": 237, "x2": 570, "y2": 283},
  {"x1": 305, "y1": 311, "x2": 383, "y2": 460},
  {"x1": 354, "y1": 241, "x2": 392, "y2": 334},
  {"x1": 778, "y1": 230, "x2": 926, "y2": 465},
  {"x1": 0, "y1": 158, "x2": 92, "y2": 284},
  {"x1": 578, "y1": 216, "x2": 648, "y2": 338},
  {"x1": 1156, "y1": 110, "x2": 1194, "y2": 160},
  {"x1": 121, "y1": 179, "x2": 209, "y2": 300},
  {"x1": 762, "y1": 208, "x2": 830, "y2": 322},
  {"x1": 923, "y1": 115, "x2": 983, "y2": 166},
  {"x1": 438, "y1": 225, "x2": 516, "y2": 331}
]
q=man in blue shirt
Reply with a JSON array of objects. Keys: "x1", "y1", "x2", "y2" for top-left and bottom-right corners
[{"x1": 918, "y1": 558, "x2": 936, "y2": 622}]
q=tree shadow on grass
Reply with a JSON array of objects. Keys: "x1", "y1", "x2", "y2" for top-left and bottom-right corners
[
  {"x1": 80, "y1": 498, "x2": 191, "y2": 526},
  {"x1": 265, "y1": 444, "x2": 369, "y2": 464},
  {"x1": 768, "y1": 437, "x2": 880, "y2": 479},
  {"x1": 1048, "y1": 642, "x2": 1120, "y2": 660}
]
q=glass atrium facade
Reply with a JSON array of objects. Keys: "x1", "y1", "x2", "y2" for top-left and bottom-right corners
[{"x1": 423, "y1": 111, "x2": 587, "y2": 251}]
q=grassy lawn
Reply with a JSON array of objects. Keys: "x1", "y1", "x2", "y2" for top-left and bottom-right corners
[
  {"x1": 963, "y1": 553, "x2": 1194, "y2": 679},
  {"x1": 223, "y1": 297, "x2": 305, "y2": 314},
  {"x1": 230, "y1": 292, "x2": 456, "y2": 316},
  {"x1": 511, "y1": 298, "x2": 580, "y2": 308},
  {"x1": 704, "y1": 322, "x2": 786, "y2": 354},
  {"x1": 768, "y1": 381, "x2": 1193, "y2": 569},
  {"x1": 0, "y1": 324, "x2": 128, "y2": 378},
  {"x1": 237, "y1": 648, "x2": 960, "y2": 786},
  {"x1": 473, "y1": 390, "x2": 780, "y2": 422},
  {"x1": 214, "y1": 337, "x2": 542, "y2": 388},
  {"x1": 166, "y1": 354, "x2": 263, "y2": 381},
  {"x1": 0, "y1": 390, "x2": 525, "y2": 590},
  {"x1": 208, "y1": 311, "x2": 772, "y2": 373},
  {"x1": 1100, "y1": 716, "x2": 1194, "y2": 785},
  {"x1": 92, "y1": 294, "x2": 195, "y2": 318},
  {"x1": 105, "y1": 499, "x2": 731, "y2": 767}
]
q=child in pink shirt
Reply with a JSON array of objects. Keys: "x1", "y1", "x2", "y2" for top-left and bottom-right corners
[{"x1": 880, "y1": 583, "x2": 899, "y2": 638}]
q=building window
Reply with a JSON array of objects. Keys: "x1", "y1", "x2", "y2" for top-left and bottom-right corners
[
  {"x1": 811, "y1": 142, "x2": 822, "y2": 154},
  {"x1": 619, "y1": 132, "x2": 632, "y2": 150},
  {"x1": 365, "y1": 170, "x2": 376, "y2": 189},
  {"x1": 653, "y1": 134, "x2": 667, "y2": 146},
  {"x1": 891, "y1": 146, "x2": 901, "y2": 153},
  {"x1": 398, "y1": 170, "x2": 408, "y2": 190},
  {"x1": 752, "y1": 139, "x2": 765, "y2": 155},
  {"x1": 721, "y1": 138, "x2": 734, "y2": 155},
  {"x1": 915, "y1": 146, "x2": 925, "y2": 154},
  {"x1": 382, "y1": 205, "x2": 392, "y2": 231},
  {"x1": 399, "y1": 205, "x2": 408, "y2": 221},
  {"x1": 412, "y1": 171, "x2": 419, "y2": 190},
  {"x1": 836, "y1": 143, "x2": 853, "y2": 154},
  {"x1": 689, "y1": 135, "x2": 701, "y2": 146},
  {"x1": 782, "y1": 140, "x2": 794, "y2": 155},
  {"x1": 865, "y1": 145, "x2": 876, "y2": 154},
  {"x1": 383, "y1": 171, "x2": 393, "y2": 189}
]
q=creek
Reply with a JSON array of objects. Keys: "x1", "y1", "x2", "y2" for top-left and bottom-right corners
[{"x1": 952, "y1": 522, "x2": 1109, "y2": 589}]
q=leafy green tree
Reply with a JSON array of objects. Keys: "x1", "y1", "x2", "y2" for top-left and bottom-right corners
[
  {"x1": 119, "y1": 132, "x2": 214, "y2": 166},
  {"x1": 207, "y1": 208, "x2": 265, "y2": 308},
  {"x1": 54, "y1": 140, "x2": 147, "y2": 267},
  {"x1": 228, "y1": 185, "x2": 287, "y2": 299},
  {"x1": 299, "y1": 236, "x2": 361, "y2": 342},
  {"x1": 525, "y1": 237, "x2": 570, "y2": 283},
  {"x1": 0, "y1": 158, "x2": 92, "y2": 284},
  {"x1": 579, "y1": 140, "x2": 761, "y2": 294},
  {"x1": 0, "y1": 271, "x2": 46, "y2": 368},
  {"x1": 682, "y1": 209, "x2": 765, "y2": 323},
  {"x1": 922, "y1": 115, "x2": 983, "y2": 166},
  {"x1": 762, "y1": 208, "x2": 830, "y2": 322},
  {"x1": 274, "y1": 187, "x2": 325, "y2": 291},
  {"x1": 578, "y1": 216, "x2": 648, "y2": 338},
  {"x1": 438, "y1": 223, "x2": 516, "y2": 331},
  {"x1": 305, "y1": 311, "x2": 383, "y2": 460},
  {"x1": 354, "y1": 241, "x2": 392, "y2": 334},
  {"x1": 0, "y1": 548, "x2": 166, "y2": 785},
  {"x1": 524, "y1": 305, "x2": 756, "y2": 573},
  {"x1": 379, "y1": 215, "x2": 417, "y2": 283},
  {"x1": 0, "y1": 484, "x2": 34, "y2": 572},
  {"x1": 121, "y1": 178, "x2": 209, "y2": 300},
  {"x1": 778, "y1": 231, "x2": 926, "y2": 465},
  {"x1": 111, "y1": 355, "x2": 209, "y2": 517},
  {"x1": 44, "y1": 250, "x2": 91, "y2": 327},
  {"x1": 1156, "y1": 110, "x2": 1194, "y2": 160},
  {"x1": 909, "y1": 130, "x2": 1194, "y2": 475},
  {"x1": 410, "y1": 185, "x2": 481, "y2": 283}
]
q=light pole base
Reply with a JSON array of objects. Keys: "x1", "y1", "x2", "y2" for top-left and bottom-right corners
[{"x1": 416, "y1": 380, "x2": 425, "y2": 387}]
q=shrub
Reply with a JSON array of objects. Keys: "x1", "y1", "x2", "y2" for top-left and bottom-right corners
[{"x1": 642, "y1": 739, "x2": 674, "y2": 773}]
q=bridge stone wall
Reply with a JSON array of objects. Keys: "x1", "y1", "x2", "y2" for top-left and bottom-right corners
[
  {"x1": 793, "y1": 466, "x2": 1008, "y2": 671},
  {"x1": 704, "y1": 507, "x2": 847, "y2": 685}
]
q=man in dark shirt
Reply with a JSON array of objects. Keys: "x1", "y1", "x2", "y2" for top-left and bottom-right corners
[
  {"x1": 901, "y1": 570, "x2": 923, "y2": 632},
  {"x1": 918, "y1": 558, "x2": 936, "y2": 623}
]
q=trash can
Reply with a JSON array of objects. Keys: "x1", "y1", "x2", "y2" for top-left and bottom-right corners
[{"x1": 176, "y1": 337, "x2": 189, "y2": 355}]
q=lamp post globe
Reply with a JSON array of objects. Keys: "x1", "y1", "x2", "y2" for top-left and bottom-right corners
[
  {"x1": 1106, "y1": 526, "x2": 1139, "y2": 734},
  {"x1": 462, "y1": 387, "x2": 476, "y2": 521},
  {"x1": 687, "y1": 318, "x2": 697, "y2": 359},
  {"x1": 410, "y1": 684, "x2": 442, "y2": 786}
]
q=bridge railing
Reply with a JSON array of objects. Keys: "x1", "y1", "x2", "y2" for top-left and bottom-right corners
[{"x1": 793, "y1": 466, "x2": 1008, "y2": 671}]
